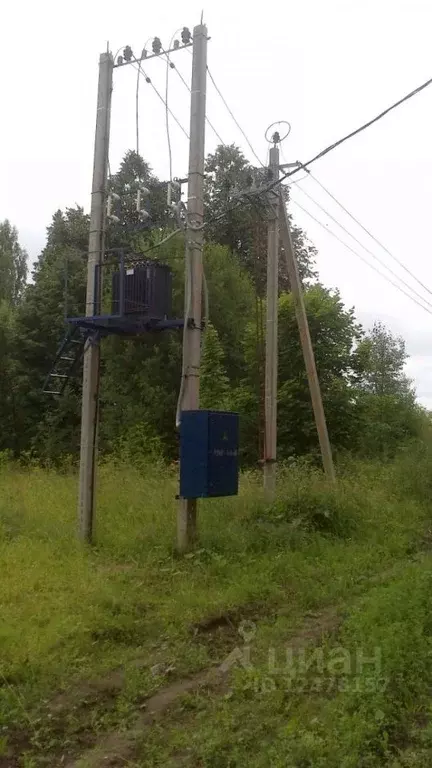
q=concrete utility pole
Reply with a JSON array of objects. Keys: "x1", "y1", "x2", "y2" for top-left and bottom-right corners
[
  {"x1": 78, "y1": 52, "x2": 113, "y2": 542},
  {"x1": 263, "y1": 137, "x2": 280, "y2": 500},
  {"x1": 177, "y1": 24, "x2": 208, "y2": 553},
  {"x1": 278, "y1": 191, "x2": 336, "y2": 482}
]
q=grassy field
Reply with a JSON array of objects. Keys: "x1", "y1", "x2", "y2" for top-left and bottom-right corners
[{"x1": 1, "y1": 448, "x2": 432, "y2": 766}]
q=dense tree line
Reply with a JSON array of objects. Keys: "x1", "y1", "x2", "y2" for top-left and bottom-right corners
[{"x1": 0, "y1": 146, "x2": 426, "y2": 466}]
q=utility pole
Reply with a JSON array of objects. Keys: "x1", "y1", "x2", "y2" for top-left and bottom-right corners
[
  {"x1": 278, "y1": 191, "x2": 336, "y2": 482},
  {"x1": 177, "y1": 24, "x2": 208, "y2": 552},
  {"x1": 263, "y1": 136, "x2": 280, "y2": 500},
  {"x1": 78, "y1": 52, "x2": 113, "y2": 542}
]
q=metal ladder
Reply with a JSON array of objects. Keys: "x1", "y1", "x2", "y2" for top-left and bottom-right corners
[{"x1": 43, "y1": 326, "x2": 88, "y2": 396}]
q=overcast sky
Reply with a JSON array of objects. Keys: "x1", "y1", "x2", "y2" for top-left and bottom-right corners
[{"x1": 2, "y1": 0, "x2": 432, "y2": 404}]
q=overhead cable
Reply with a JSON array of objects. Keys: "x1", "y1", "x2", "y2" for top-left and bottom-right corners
[
  {"x1": 306, "y1": 171, "x2": 432, "y2": 298},
  {"x1": 163, "y1": 54, "x2": 174, "y2": 182},
  {"x1": 135, "y1": 65, "x2": 142, "y2": 156},
  {"x1": 160, "y1": 52, "x2": 226, "y2": 145},
  {"x1": 292, "y1": 183, "x2": 432, "y2": 310},
  {"x1": 290, "y1": 197, "x2": 432, "y2": 316},
  {"x1": 132, "y1": 62, "x2": 189, "y2": 139},
  {"x1": 266, "y1": 74, "x2": 432, "y2": 191},
  {"x1": 134, "y1": 40, "x2": 154, "y2": 156},
  {"x1": 206, "y1": 66, "x2": 265, "y2": 167}
]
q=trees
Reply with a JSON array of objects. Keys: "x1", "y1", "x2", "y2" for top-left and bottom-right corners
[
  {"x1": 237, "y1": 285, "x2": 363, "y2": 464},
  {"x1": 13, "y1": 208, "x2": 88, "y2": 457},
  {"x1": 200, "y1": 322, "x2": 230, "y2": 410},
  {"x1": 10, "y1": 148, "x2": 258, "y2": 462},
  {"x1": 276, "y1": 285, "x2": 362, "y2": 459},
  {"x1": 0, "y1": 222, "x2": 27, "y2": 454},
  {"x1": 354, "y1": 392, "x2": 424, "y2": 459},
  {"x1": 353, "y1": 322, "x2": 421, "y2": 458},
  {"x1": 99, "y1": 241, "x2": 255, "y2": 460},
  {"x1": 0, "y1": 220, "x2": 27, "y2": 305},
  {"x1": 106, "y1": 150, "x2": 170, "y2": 246},
  {"x1": 0, "y1": 301, "x2": 21, "y2": 455},
  {"x1": 204, "y1": 144, "x2": 317, "y2": 292},
  {"x1": 2, "y1": 147, "x2": 424, "y2": 467},
  {"x1": 357, "y1": 321, "x2": 413, "y2": 397}
]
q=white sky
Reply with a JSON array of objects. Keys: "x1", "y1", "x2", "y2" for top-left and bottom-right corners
[{"x1": 2, "y1": 0, "x2": 432, "y2": 405}]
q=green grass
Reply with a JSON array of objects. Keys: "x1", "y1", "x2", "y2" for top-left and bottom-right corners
[
  {"x1": 0, "y1": 448, "x2": 431, "y2": 765},
  {"x1": 140, "y1": 560, "x2": 432, "y2": 768}
]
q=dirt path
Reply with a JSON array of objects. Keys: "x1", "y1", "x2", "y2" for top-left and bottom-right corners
[
  {"x1": 66, "y1": 606, "x2": 341, "y2": 768},
  {"x1": 55, "y1": 552, "x2": 429, "y2": 767}
]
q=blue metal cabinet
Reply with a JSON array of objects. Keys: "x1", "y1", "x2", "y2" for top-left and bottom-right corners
[{"x1": 180, "y1": 410, "x2": 239, "y2": 498}]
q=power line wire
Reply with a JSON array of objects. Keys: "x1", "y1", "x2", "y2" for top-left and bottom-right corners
[
  {"x1": 162, "y1": 30, "x2": 187, "y2": 183},
  {"x1": 134, "y1": 40, "x2": 153, "y2": 157},
  {"x1": 308, "y1": 171, "x2": 432, "y2": 295},
  {"x1": 184, "y1": 47, "x2": 264, "y2": 164},
  {"x1": 135, "y1": 65, "x2": 141, "y2": 156},
  {"x1": 164, "y1": 55, "x2": 173, "y2": 182},
  {"x1": 290, "y1": 197, "x2": 432, "y2": 316},
  {"x1": 141, "y1": 228, "x2": 183, "y2": 254},
  {"x1": 132, "y1": 62, "x2": 189, "y2": 139},
  {"x1": 306, "y1": 170, "x2": 432, "y2": 298},
  {"x1": 266, "y1": 73, "x2": 432, "y2": 191},
  {"x1": 206, "y1": 66, "x2": 265, "y2": 167},
  {"x1": 292, "y1": 182, "x2": 432, "y2": 310},
  {"x1": 160, "y1": 52, "x2": 226, "y2": 146}
]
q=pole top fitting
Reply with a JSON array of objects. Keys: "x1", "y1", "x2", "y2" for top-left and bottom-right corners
[{"x1": 265, "y1": 121, "x2": 291, "y2": 144}]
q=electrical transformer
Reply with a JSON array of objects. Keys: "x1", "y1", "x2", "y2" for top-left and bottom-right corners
[{"x1": 111, "y1": 262, "x2": 172, "y2": 318}]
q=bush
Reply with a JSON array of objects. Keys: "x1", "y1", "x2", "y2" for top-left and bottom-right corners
[
  {"x1": 108, "y1": 421, "x2": 164, "y2": 469},
  {"x1": 252, "y1": 465, "x2": 367, "y2": 539},
  {"x1": 0, "y1": 450, "x2": 12, "y2": 467},
  {"x1": 389, "y1": 439, "x2": 432, "y2": 504},
  {"x1": 269, "y1": 485, "x2": 358, "y2": 537}
]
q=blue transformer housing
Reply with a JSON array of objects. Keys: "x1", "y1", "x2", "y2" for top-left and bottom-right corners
[{"x1": 180, "y1": 410, "x2": 239, "y2": 498}]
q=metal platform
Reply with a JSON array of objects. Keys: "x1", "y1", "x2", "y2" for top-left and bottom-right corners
[
  {"x1": 67, "y1": 314, "x2": 185, "y2": 336},
  {"x1": 44, "y1": 252, "x2": 186, "y2": 396}
]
